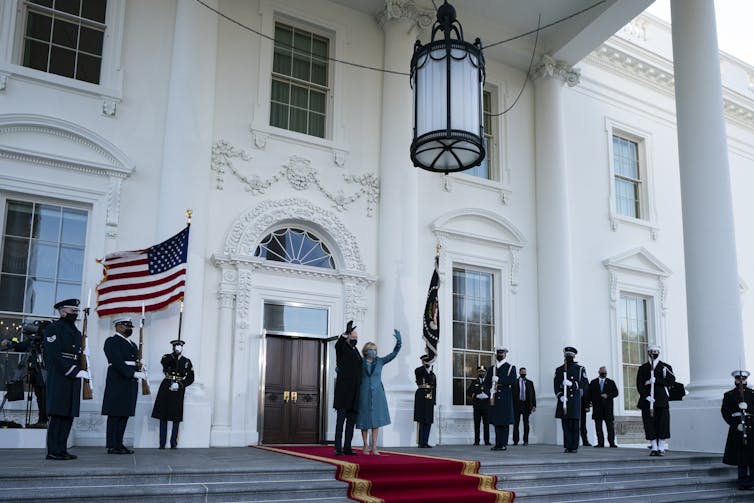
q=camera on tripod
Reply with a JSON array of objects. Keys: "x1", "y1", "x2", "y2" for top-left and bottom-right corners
[{"x1": 20, "y1": 320, "x2": 51, "y2": 340}]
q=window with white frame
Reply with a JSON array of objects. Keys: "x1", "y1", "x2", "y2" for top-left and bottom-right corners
[
  {"x1": 452, "y1": 267, "x2": 495, "y2": 405},
  {"x1": 466, "y1": 89, "x2": 496, "y2": 180},
  {"x1": 19, "y1": 0, "x2": 107, "y2": 84},
  {"x1": 270, "y1": 22, "x2": 329, "y2": 139},
  {"x1": 255, "y1": 228, "x2": 335, "y2": 269},
  {"x1": 612, "y1": 133, "x2": 644, "y2": 219},
  {"x1": 0, "y1": 198, "x2": 88, "y2": 318},
  {"x1": 620, "y1": 293, "x2": 650, "y2": 411}
]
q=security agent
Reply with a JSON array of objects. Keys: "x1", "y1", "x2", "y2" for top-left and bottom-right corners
[
  {"x1": 722, "y1": 370, "x2": 754, "y2": 489},
  {"x1": 42, "y1": 299, "x2": 89, "y2": 460},
  {"x1": 102, "y1": 317, "x2": 144, "y2": 454}
]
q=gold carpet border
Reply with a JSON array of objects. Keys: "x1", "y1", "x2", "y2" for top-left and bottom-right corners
[{"x1": 252, "y1": 445, "x2": 383, "y2": 503}]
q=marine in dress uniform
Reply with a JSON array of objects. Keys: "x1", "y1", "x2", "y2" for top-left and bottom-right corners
[
  {"x1": 333, "y1": 320, "x2": 361, "y2": 456},
  {"x1": 42, "y1": 299, "x2": 88, "y2": 460},
  {"x1": 588, "y1": 366, "x2": 619, "y2": 448},
  {"x1": 636, "y1": 345, "x2": 675, "y2": 456},
  {"x1": 466, "y1": 366, "x2": 491, "y2": 446},
  {"x1": 483, "y1": 347, "x2": 516, "y2": 451},
  {"x1": 721, "y1": 370, "x2": 754, "y2": 490},
  {"x1": 554, "y1": 346, "x2": 589, "y2": 453},
  {"x1": 151, "y1": 339, "x2": 194, "y2": 449},
  {"x1": 512, "y1": 367, "x2": 536, "y2": 446},
  {"x1": 414, "y1": 354, "x2": 436, "y2": 448},
  {"x1": 101, "y1": 317, "x2": 144, "y2": 454}
]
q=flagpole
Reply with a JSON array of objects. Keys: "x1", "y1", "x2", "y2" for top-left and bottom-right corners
[{"x1": 174, "y1": 208, "x2": 191, "y2": 343}]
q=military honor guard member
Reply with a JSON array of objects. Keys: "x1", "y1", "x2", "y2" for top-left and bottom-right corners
[
  {"x1": 588, "y1": 366, "x2": 619, "y2": 448},
  {"x1": 636, "y1": 345, "x2": 676, "y2": 456},
  {"x1": 414, "y1": 354, "x2": 436, "y2": 448},
  {"x1": 467, "y1": 366, "x2": 491, "y2": 446},
  {"x1": 102, "y1": 317, "x2": 144, "y2": 454},
  {"x1": 512, "y1": 367, "x2": 536, "y2": 446},
  {"x1": 483, "y1": 347, "x2": 516, "y2": 451},
  {"x1": 151, "y1": 338, "x2": 194, "y2": 449},
  {"x1": 333, "y1": 320, "x2": 361, "y2": 456},
  {"x1": 554, "y1": 346, "x2": 589, "y2": 453},
  {"x1": 42, "y1": 299, "x2": 88, "y2": 460},
  {"x1": 722, "y1": 370, "x2": 754, "y2": 490}
]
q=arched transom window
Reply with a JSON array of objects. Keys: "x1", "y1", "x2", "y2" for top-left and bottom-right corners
[{"x1": 255, "y1": 228, "x2": 335, "y2": 269}]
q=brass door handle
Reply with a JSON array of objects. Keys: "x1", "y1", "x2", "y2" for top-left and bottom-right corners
[
  {"x1": 283, "y1": 391, "x2": 290, "y2": 402},
  {"x1": 291, "y1": 391, "x2": 298, "y2": 403}
]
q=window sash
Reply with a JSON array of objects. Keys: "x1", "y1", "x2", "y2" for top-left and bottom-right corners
[
  {"x1": 620, "y1": 294, "x2": 649, "y2": 411},
  {"x1": 613, "y1": 135, "x2": 642, "y2": 218}
]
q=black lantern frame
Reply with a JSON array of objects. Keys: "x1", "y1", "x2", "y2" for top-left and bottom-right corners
[{"x1": 410, "y1": 1, "x2": 486, "y2": 174}]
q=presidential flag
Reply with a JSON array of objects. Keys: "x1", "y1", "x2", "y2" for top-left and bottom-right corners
[
  {"x1": 422, "y1": 255, "x2": 440, "y2": 363},
  {"x1": 96, "y1": 226, "x2": 189, "y2": 317}
]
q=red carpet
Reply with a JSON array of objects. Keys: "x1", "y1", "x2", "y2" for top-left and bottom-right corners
[{"x1": 253, "y1": 445, "x2": 515, "y2": 503}]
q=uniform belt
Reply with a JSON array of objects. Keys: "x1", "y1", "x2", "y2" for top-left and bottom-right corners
[
  {"x1": 61, "y1": 352, "x2": 78, "y2": 360},
  {"x1": 166, "y1": 373, "x2": 186, "y2": 380},
  {"x1": 417, "y1": 384, "x2": 433, "y2": 389},
  {"x1": 108, "y1": 361, "x2": 137, "y2": 366}
]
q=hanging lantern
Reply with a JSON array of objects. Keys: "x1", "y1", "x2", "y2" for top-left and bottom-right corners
[{"x1": 410, "y1": 1, "x2": 486, "y2": 174}]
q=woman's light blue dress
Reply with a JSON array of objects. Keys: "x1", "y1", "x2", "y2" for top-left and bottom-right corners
[{"x1": 355, "y1": 334, "x2": 402, "y2": 429}]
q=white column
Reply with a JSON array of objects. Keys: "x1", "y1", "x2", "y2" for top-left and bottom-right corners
[
  {"x1": 669, "y1": 0, "x2": 743, "y2": 452},
  {"x1": 531, "y1": 55, "x2": 580, "y2": 445},
  {"x1": 212, "y1": 287, "x2": 235, "y2": 434}
]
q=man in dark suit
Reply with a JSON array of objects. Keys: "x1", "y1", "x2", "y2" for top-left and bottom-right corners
[
  {"x1": 333, "y1": 320, "x2": 361, "y2": 456},
  {"x1": 588, "y1": 366, "x2": 619, "y2": 448},
  {"x1": 554, "y1": 346, "x2": 589, "y2": 453},
  {"x1": 512, "y1": 367, "x2": 536, "y2": 446},
  {"x1": 483, "y1": 347, "x2": 516, "y2": 451},
  {"x1": 636, "y1": 345, "x2": 676, "y2": 456},
  {"x1": 466, "y1": 366, "x2": 491, "y2": 446}
]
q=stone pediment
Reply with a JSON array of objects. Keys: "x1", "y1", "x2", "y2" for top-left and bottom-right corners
[
  {"x1": 432, "y1": 208, "x2": 526, "y2": 248},
  {"x1": 603, "y1": 247, "x2": 671, "y2": 277}
]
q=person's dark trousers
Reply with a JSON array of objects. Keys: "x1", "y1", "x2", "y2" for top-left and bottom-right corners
[
  {"x1": 738, "y1": 465, "x2": 754, "y2": 488},
  {"x1": 106, "y1": 416, "x2": 129, "y2": 448},
  {"x1": 580, "y1": 409, "x2": 590, "y2": 445},
  {"x1": 334, "y1": 409, "x2": 356, "y2": 453},
  {"x1": 418, "y1": 422, "x2": 431, "y2": 446},
  {"x1": 47, "y1": 415, "x2": 73, "y2": 455},
  {"x1": 159, "y1": 419, "x2": 180, "y2": 448},
  {"x1": 473, "y1": 407, "x2": 490, "y2": 444},
  {"x1": 641, "y1": 407, "x2": 670, "y2": 441},
  {"x1": 493, "y1": 425, "x2": 509, "y2": 449},
  {"x1": 594, "y1": 419, "x2": 616, "y2": 446},
  {"x1": 562, "y1": 418, "x2": 580, "y2": 451},
  {"x1": 512, "y1": 410, "x2": 530, "y2": 444},
  {"x1": 35, "y1": 385, "x2": 47, "y2": 422}
]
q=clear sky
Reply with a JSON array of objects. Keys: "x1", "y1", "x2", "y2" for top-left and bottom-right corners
[{"x1": 645, "y1": 0, "x2": 754, "y2": 66}]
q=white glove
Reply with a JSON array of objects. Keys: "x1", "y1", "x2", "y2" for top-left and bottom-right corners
[
  {"x1": 133, "y1": 371, "x2": 147, "y2": 380},
  {"x1": 476, "y1": 393, "x2": 489, "y2": 399},
  {"x1": 645, "y1": 377, "x2": 656, "y2": 385},
  {"x1": 645, "y1": 396, "x2": 655, "y2": 403},
  {"x1": 563, "y1": 379, "x2": 573, "y2": 387},
  {"x1": 492, "y1": 375, "x2": 499, "y2": 383},
  {"x1": 170, "y1": 382, "x2": 180, "y2": 391},
  {"x1": 83, "y1": 345, "x2": 90, "y2": 357},
  {"x1": 76, "y1": 370, "x2": 90, "y2": 379}
]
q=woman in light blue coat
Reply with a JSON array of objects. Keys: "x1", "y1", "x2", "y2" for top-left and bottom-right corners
[{"x1": 355, "y1": 329, "x2": 402, "y2": 455}]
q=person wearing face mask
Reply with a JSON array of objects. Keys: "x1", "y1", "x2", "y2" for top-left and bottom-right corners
[
  {"x1": 483, "y1": 347, "x2": 516, "y2": 451},
  {"x1": 554, "y1": 346, "x2": 589, "y2": 453},
  {"x1": 333, "y1": 320, "x2": 362, "y2": 456},
  {"x1": 636, "y1": 345, "x2": 675, "y2": 456},
  {"x1": 467, "y1": 366, "x2": 491, "y2": 446},
  {"x1": 102, "y1": 317, "x2": 142, "y2": 454},
  {"x1": 414, "y1": 354, "x2": 436, "y2": 448},
  {"x1": 722, "y1": 370, "x2": 754, "y2": 490},
  {"x1": 588, "y1": 366, "x2": 619, "y2": 448},
  {"x1": 355, "y1": 329, "x2": 402, "y2": 455},
  {"x1": 42, "y1": 298, "x2": 88, "y2": 460},
  {"x1": 151, "y1": 338, "x2": 194, "y2": 449},
  {"x1": 512, "y1": 367, "x2": 536, "y2": 446}
]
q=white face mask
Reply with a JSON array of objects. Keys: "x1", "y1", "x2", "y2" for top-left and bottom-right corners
[{"x1": 174, "y1": 346, "x2": 183, "y2": 354}]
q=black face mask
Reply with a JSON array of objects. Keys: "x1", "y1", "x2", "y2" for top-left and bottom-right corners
[
  {"x1": 520, "y1": 374, "x2": 527, "y2": 379},
  {"x1": 478, "y1": 374, "x2": 485, "y2": 379},
  {"x1": 63, "y1": 313, "x2": 78, "y2": 323},
  {"x1": 496, "y1": 355, "x2": 504, "y2": 361},
  {"x1": 565, "y1": 355, "x2": 575, "y2": 364},
  {"x1": 123, "y1": 328, "x2": 133, "y2": 337},
  {"x1": 349, "y1": 339, "x2": 357, "y2": 347},
  {"x1": 649, "y1": 353, "x2": 659, "y2": 360},
  {"x1": 599, "y1": 373, "x2": 607, "y2": 378}
]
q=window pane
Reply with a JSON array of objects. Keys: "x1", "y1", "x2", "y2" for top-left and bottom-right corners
[
  {"x1": 56, "y1": 0, "x2": 82, "y2": 16},
  {"x1": 309, "y1": 112, "x2": 325, "y2": 138},
  {"x1": 34, "y1": 205, "x2": 62, "y2": 241},
  {"x1": 25, "y1": 277, "x2": 55, "y2": 315},
  {"x1": 75, "y1": 52, "x2": 101, "y2": 83},
  {"x1": 274, "y1": 24, "x2": 293, "y2": 50},
  {"x1": 270, "y1": 103, "x2": 288, "y2": 129},
  {"x1": 481, "y1": 325, "x2": 493, "y2": 350},
  {"x1": 273, "y1": 47, "x2": 291, "y2": 75},
  {"x1": 5, "y1": 201, "x2": 33, "y2": 237},
  {"x1": 28, "y1": 240, "x2": 58, "y2": 278},
  {"x1": 79, "y1": 26, "x2": 104, "y2": 55},
  {"x1": 291, "y1": 85, "x2": 308, "y2": 108},
  {"x1": 1, "y1": 237, "x2": 29, "y2": 274},
  {"x1": 292, "y1": 31, "x2": 311, "y2": 52},
  {"x1": 310, "y1": 90, "x2": 326, "y2": 114},
  {"x1": 81, "y1": 0, "x2": 107, "y2": 23},
  {"x1": 263, "y1": 303, "x2": 328, "y2": 335},
  {"x1": 290, "y1": 108, "x2": 308, "y2": 134},
  {"x1": 0, "y1": 275, "x2": 25, "y2": 311},
  {"x1": 58, "y1": 245, "x2": 84, "y2": 281},
  {"x1": 292, "y1": 51, "x2": 310, "y2": 81},
  {"x1": 452, "y1": 351, "x2": 463, "y2": 377},
  {"x1": 271, "y1": 79, "x2": 290, "y2": 104},
  {"x1": 452, "y1": 378, "x2": 464, "y2": 405},
  {"x1": 49, "y1": 45, "x2": 76, "y2": 78},
  {"x1": 26, "y1": 12, "x2": 52, "y2": 41},
  {"x1": 52, "y1": 19, "x2": 79, "y2": 49},
  {"x1": 55, "y1": 282, "x2": 81, "y2": 309},
  {"x1": 467, "y1": 324, "x2": 480, "y2": 350},
  {"x1": 23, "y1": 39, "x2": 50, "y2": 71},
  {"x1": 453, "y1": 321, "x2": 465, "y2": 349},
  {"x1": 311, "y1": 58, "x2": 327, "y2": 86}
]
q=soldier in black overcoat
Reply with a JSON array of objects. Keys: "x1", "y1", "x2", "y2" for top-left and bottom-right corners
[
  {"x1": 414, "y1": 354, "x2": 436, "y2": 448},
  {"x1": 554, "y1": 346, "x2": 589, "y2": 453},
  {"x1": 333, "y1": 320, "x2": 361, "y2": 456},
  {"x1": 42, "y1": 299, "x2": 87, "y2": 460},
  {"x1": 722, "y1": 370, "x2": 754, "y2": 490},
  {"x1": 151, "y1": 339, "x2": 194, "y2": 449},
  {"x1": 512, "y1": 367, "x2": 536, "y2": 446},
  {"x1": 588, "y1": 366, "x2": 619, "y2": 448},
  {"x1": 483, "y1": 347, "x2": 516, "y2": 451},
  {"x1": 466, "y1": 366, "x2": 491, "y2": 445},
  {"x1": 102, "y1": 317, "x2": 143, "y2": 454},
  {"x1": 636, "y1": 345, "x2": 675, "y2": 456}
]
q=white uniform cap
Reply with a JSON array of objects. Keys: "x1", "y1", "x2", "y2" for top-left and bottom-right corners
[
  {"x1": 112, "y1": 316, "x2": 133, "y2": 326},
  {"x1": 647, "y1": 345, "x2": 661, "y2": 353},
  {"x1": 732, "y1": 370, "x2": 751, "y2": 378},
  {"x1": 495, "y1": 346, "x2": 509, "y2": 353}
]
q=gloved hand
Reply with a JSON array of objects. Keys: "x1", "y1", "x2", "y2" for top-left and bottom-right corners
[
  {"x1": 133, "y1": 371, "x2": 147, "y2": 380},
  {"x1": 646, "y1": 376, "x2": 656, "y2": 385},
  {"x1": 492, "y1": 375, "x2": 499, "y2": 384},
  {"x1": 83, "y1": 345, "x2": 90, "y2": 357},
  {"x1": 170, "y1": 382, "x2": 180, "y2": 391},
  {"x1": 476, "y1": 393, "x2": 489, "y2": 399},
  {"x1": 393, "y1": 329, "x2": 401, "y2": 341},
  {"x1": 76, "y1": 370, "x2": 90, "y2": 379},
  {"x1": 563, "y1": 379, "x2": 573, "y2": 387},
  {"x1": 645, "y1": 396, "x2": 655, "y2": 403}
]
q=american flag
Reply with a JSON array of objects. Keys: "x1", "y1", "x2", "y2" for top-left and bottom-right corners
[{"x1": 96, "y1": 226, "x2": 189, "y2": 317}]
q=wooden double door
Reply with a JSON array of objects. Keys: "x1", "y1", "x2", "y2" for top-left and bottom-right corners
[{"x1": 262, "y1": 335, "x2": 324, "y2": 444}]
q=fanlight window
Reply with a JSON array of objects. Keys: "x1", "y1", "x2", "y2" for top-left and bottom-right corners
[{"x1": 255, "y1": 228, "x2": 335, "y2": 269}]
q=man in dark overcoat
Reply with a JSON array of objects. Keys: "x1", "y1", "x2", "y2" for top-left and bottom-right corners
[
  {"x1": 722, "y1": 370, "x2": 754, "y2": 490},
  {"x1": 102, "y1": 317, "x2": 144, "y2": 454},
  {"x1": 588, "y1": 366, "x2": 619, "y2": 448},
  {"x1": 333, "y1": 320, "x2": 361, "y2": 456},
  {"x1": 414, "y1": 354, "x2": 436, "y2": 448},
  {"x1": 512, "y1": 367, "x2": 536, "y2": 446},
  {"x1": 636, "y1": 345, "x2": 675, "y2": 456},
  {"x1": 554, "y1": 346, "x2": 589, "y2": 453},
  {"x1": 151, "y1": 339, "x2": 194, "y2": 449},
  {"x1": 42, "y1": 299, "x2": 87, "y2": 460},
  {"x1": 483, "y1": 347, "x2": 516, "y2": 451},
  {"x1": 467, "y1": 366, "x2": 491, "y2": 445}
]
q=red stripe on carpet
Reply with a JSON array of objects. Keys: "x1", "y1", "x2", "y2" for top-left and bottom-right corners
[{"x1": 253, "y1": 445, "x2": 515, "y2": 503}]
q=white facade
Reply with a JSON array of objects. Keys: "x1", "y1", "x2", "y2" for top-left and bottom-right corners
[{"x1": 0, "y1": 0, "x2": 752, "y2": 452}]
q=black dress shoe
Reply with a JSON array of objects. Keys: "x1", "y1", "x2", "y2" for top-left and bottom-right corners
[
  {"x1": 343, "y1": 450, "x2": 358, "y2": 456},
  {"x1": 484, "y1": 442, "x2": 492, "y2": 446},
  {"x1": 500, "y1": 446, "x2": 507, "y2": 451},
  {"x1": 583, "y1": 442, "x2": 592, "y2": 447},
  {"x1": 170, "y1": 445, "x2": 177, "y2": 449},
  {"x1": 657, "y1": 450, "x2": 665, "y2": 456},
  {"x1": 594, "y1": 444, "x2": 604, "y2": 448},
  {"x1": 62, "y1": 452, "x2": 77, "y2": 459},
  {"x1": 491, "y1": 446, "x2": 503, "y2": 451},
  {"x1": 118, "y1": 446, "x2": 134, "y2": 454},
  {"x1": 609, "y1": 444, "x2": 618, "y2": 448},
  {"x1": 107, "y1": 448, "x2": 119, "y2": 454},
  {"x1": 159, "y1": 445, "x2": 165, "y2": 450},
  {"x1": 649, "y1": 450, "x2": 659, "y2": 456},
  {"x1": 473, "y1": 442, "x2": 480, "y2": 446},
  {"x1": 334, "y1": 450, "x2": 343, "y2": 456},
  {"x1": 46, "y1": 453, "x2": 67, "y2": 460},
  {"x1": 523, "y1": 442, "x2": 528, "y2": 446}
]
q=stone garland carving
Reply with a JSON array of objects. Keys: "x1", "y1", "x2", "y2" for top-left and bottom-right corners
[
  {"x1": 102, "y1": 99, "x2": 118, "y2": 117},
  {"x1": 378, "y1": 0, "x2": 434, "y2": 30},
  {"x1": 236, "y1": 269, "x2": 253, "y2": 336},
  {"x1": 344, "y1": 280, "x2": 368, "y2": 322},
  {"x1": 608, "y1": 270, "x2": 619, "y2": 309},
  {"x1": 509, "y1": 248, "x2": 520, "y2": 293},
  {"x1": 211, "y1": 140, "x2": 379, "y2": 217},
  {"x1": 532, "y1": 55, "x2": 581, "y2": 87}
]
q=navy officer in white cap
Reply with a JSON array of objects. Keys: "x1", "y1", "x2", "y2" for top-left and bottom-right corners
[
  {"x1": 483, "y1": 346, "x2": 516, "y2": 451},
  {"x1": 722, "y1": 369, "x2": 754, "y2": 489},
  {"x1": 636, "y1": 345, "x2": 675, "y2": 456},
  {"x1": 102, "y1": 317, "x2": 144, "y2": 454},
  {"x1": 554, "y1": 346, "x2": 589, "y2": 453}
]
